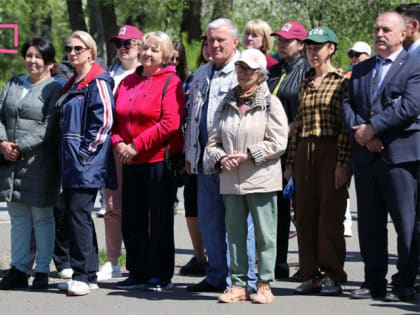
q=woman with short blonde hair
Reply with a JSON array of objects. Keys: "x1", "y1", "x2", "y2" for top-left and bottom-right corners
[
  {"x1": 242, "y1": 19, "x2": 277, "y2": 68},
  {"x1": 142, "y1": 31, "x2": 173, "y2": 65},
  {"x1": 67, "y1": 30, "x2": 97, "y2": 62}
]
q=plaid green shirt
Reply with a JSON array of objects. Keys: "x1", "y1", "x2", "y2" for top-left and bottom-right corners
[{"x1": 286, "y1": 68, "x2": 352, "y2": 169}]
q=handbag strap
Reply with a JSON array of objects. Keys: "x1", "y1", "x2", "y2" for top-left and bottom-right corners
[{"x1": 158, "y1": 74, "x2": 173, "y2": 162}]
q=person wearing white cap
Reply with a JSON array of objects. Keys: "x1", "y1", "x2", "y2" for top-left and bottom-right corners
[
  {"x1": 347, "y1": 41, "x2": 371, "y2": 65},
  {"x1": 206, "y1": 48, "x2": 288, "y2": 304}
]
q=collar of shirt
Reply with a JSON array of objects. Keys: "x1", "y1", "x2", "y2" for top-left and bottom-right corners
[
  {"x1": 376, "y1": 46, "x2": 404, "y2": 63},
  {"x1": 408, "y1": 39, "x2": 420, "y2": 54}
]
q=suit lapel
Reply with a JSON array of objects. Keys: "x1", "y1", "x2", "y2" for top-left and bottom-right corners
[{"x1": 365, "y1": 58, "x2": 376, "y2": 106}]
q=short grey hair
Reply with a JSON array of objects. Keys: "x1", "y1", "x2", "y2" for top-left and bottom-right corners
[
  {"x1": 258, "y1": 67, "x2": 268, "y2": 83},
  {"x1": 207, "y1": 18, "x2": 238, "y2": 39}
]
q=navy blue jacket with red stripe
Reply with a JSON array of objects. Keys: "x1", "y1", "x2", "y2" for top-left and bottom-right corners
[{"x1": 59, "y1": 63, "x2": 116, "y2": 189}]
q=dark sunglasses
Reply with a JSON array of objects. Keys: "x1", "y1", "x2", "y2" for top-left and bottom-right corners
[
  {"x1": 348, "y1": 52, "x2": 363, "y2": 59},
  {"x1": 64, "y1": 45, "x2": 88, "y2": 54},
  {"x1": 235, "y1": 63, "x2": 256, "y2": 75},
  {"x1": 115, "y1": 40, "x2": 134, "y2": 49}
]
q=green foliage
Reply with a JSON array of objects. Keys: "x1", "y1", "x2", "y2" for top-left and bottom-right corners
[
  {"x1": 0, "y1": 0, "x2": 419, "y2": 88},
  {"x1": 98, "y1": 249, "x2": 126, "y2": 267}
]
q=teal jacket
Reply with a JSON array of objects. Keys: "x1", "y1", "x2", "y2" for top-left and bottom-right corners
[{"x1": 0, "y1": 75, "x2": 62, "y2": 207}]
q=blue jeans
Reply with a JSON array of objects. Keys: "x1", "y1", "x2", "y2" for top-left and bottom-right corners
[
  {"x1": 197, "y1": 173, "x2": 256, "y2": 290},
  {"x1": 8, "y1": 202, "x2": 55, "y2": 273}
]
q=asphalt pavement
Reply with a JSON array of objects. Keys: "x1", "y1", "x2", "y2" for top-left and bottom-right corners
[{"x1": 0, "y1": 183, "x2": 418, "y2": 315}]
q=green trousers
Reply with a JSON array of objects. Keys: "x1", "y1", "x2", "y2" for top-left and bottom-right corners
[{"x1": 224, "y1": 192, "x2": 278, "y2": 287}]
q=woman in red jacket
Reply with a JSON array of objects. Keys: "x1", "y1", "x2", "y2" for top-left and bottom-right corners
[{"x1": 112, "y1": 31, "x2": 185, "y2": 292}]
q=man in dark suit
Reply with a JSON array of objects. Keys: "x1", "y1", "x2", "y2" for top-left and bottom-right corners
[{"x1": 341, "y1": 12, "x2": 420, "y2": 302}]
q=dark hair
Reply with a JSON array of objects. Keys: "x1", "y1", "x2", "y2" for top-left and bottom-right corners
[
  {"x1": 21, "y1": 37, "x2": 56, "y2": 64},
  {"x1": 196, "y1": 37, "x2": 209, "y2": 68},
  {"x1": 396, "y1": 3, "x2": 420, "y2": 23},
  {"x1": 173, "y1": 41, "x2": 189, "y2": 82}
]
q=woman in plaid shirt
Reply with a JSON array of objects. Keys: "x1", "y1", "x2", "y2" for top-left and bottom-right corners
[{"x1": 284, "y1": 27, "x2": 352, "y2": 296}]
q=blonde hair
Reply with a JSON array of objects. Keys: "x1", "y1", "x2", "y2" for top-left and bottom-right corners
[
  {"x1": 67, "y1": 30, "x2": 97, "y2": 62},
  {"x1": 242, "y1": 19, "x2": 274, "y2": 52},
  {"x1": 142, "y1": 31, "x2": 173, "y2": 64}
]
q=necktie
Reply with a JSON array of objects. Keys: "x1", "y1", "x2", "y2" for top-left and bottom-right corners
[{"x1": 371, "y1": 58, "x2": 390, "y2": 100}]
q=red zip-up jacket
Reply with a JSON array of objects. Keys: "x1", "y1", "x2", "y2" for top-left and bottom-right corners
[{"x1": 111, "y1": 65, "x2": 185, "y2": 164}]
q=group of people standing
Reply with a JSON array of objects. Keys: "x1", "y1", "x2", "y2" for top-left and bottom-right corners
[{"x1": 0, "y1": 2, "x2": 419, "y2": 306}]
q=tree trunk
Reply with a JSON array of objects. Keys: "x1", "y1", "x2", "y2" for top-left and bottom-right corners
[
  {"x1": 181, "y1": 0, "x2": 202, "y2": 42},
  {"x1": 66, "y1": 0, "x2": 88, "y2": 31},
  {"x1": 100, "y1": 0, "x2": 118, "y2": 65},
  {"x1": 88, "y1": 0, "x2": 106, "y2": 63}
]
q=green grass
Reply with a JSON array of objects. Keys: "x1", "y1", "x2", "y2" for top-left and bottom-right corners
[{"x1": 98, "y1": 249, "x2": 126, "y2": 268}]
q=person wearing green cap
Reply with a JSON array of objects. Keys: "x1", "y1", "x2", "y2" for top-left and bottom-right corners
[{"x1": 284, "y1": 26, "x2": 352, "y2": 296}]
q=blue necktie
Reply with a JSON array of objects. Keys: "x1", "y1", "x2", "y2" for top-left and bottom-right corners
[{"x1": 371, "y1": 58, "x2": 390, "y2": 100}]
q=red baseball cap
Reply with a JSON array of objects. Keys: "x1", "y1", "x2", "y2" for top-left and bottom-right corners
[
  {"x1": 271, "y1": 21, "x2": 307, "y2": 41},
  {"x1": 110, "y1": 25, "x2": 143, "y2": 42}
]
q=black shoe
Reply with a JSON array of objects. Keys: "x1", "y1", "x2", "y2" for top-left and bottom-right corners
[
  {"x1": 291, "y1": 270, "x2": 300, "y2": 282},
  {"x1": 115, "y1": 277, "x2": 145, "y2": 290},
  {"x1": 0, "y1": 267, "x2": 28, "y2": 290},
  {"x1": 144, "y1": 278, "x2": 174, "y2": 292},
  {"x1": 187, "y1": 279, "x2": 224, "y2": 292},
  {"x1": 275, "y1": 263, "x2": 289, "y2": 280},
  {"x1": 294, "y1": 278, "x2": 321, "y2": 295},
  {"x1": 384, "y1": 289, "x2": 416, "y2": 302},
  {"x1": 320, "y1": 277, "x2": 342, "y2": 296},
  {"x1": 31, "y1": 272, "x2": 49, "y2": 290},
  {"x1": 180, "y1": 257, "x2": 207, "y2": 276},
  {"x1": 350, "y1": 287, "x2": 386, "y2": 299}
]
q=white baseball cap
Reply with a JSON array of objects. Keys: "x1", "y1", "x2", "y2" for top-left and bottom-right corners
[
  {"x1": 346, "y1": 41, "x2": 371, "y2": 56},
  {"x1": 235, "y1": 48, "x2": 267, "y2": 70}
]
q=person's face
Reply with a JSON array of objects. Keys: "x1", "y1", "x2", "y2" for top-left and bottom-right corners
[
  {"x1": 401, "y1": 15, "x2": 417, "y2": 49},
  {"x1": 66, "y1": 37, "x2": 92, "y2": 69},
  {"x1": 115, "y1": 39, "x2": 140, "y2": 62},
  {"x1": 305, "y1": 42, "x2": 335, "y2": 68},
  {"x1": 277, "y1": 36, "x2": 303, "y2": 61},
  {"x1": 347, "y1": 50, "x2": 370, "y2": 65},
  {"x1": 235, "y1": 61, "x2": 260, "y2": 90},
  {"x1": 207, "y1": 26, "x2": 239, "y2": 67},
  {"x1": 374, "y1": 14, "x2": 406, "y2": 58},
  {"x1": 140, "y1": 40, "x2": 163, "y2": 74},
  {"x1": 170, "y1": 49, "x2": 180, "y2": 66},
  {"x1": 25, "y1": 46, "x2": 50, "y2": 79},
  {"x1": 243, "y1": 32, "x2": 264, "y2": 50}
]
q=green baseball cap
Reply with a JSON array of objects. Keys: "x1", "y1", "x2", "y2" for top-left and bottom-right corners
[{"x1": 305, "y1": 26, "x2": 337, "y2": 44}]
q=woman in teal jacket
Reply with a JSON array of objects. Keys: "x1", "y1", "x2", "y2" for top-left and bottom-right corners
[{"x1": 0, "y1": 37, "x2": 62, "y2": 290}]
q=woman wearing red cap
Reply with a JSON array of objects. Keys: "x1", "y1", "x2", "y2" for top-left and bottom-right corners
[
  {"x1": 267, "y1": 21, "x2": 310, "y2": 280},
  {"x1": 97, "y1": 24, "x2": 143, "y2": 282}
]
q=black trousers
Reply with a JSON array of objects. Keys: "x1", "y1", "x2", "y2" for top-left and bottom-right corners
[
  {"x1": 275, "y1": 191, "x2": 291, "y2": 266},
  {"x1": 63, "y1": 188, "x2": 98, "y2": 283},
  {"x1": 53, "y1": 195, "x2": 71, "y2": 271},
  {"x1": 354, "y1": 158, "x2": 418, "y2": 291},
  {"x1": 122, "y1": 162, "x2": 176, "y2": 282}
]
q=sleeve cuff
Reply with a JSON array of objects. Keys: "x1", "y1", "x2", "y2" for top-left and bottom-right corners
[
  {"x1": 79, "y1": 145, "x2": 91, "y2": 160},
  {"x1": 247, "y1": 145, "x2": 265, "y2": 166}
]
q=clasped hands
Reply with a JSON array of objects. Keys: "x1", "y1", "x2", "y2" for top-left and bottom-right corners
[
  {"x1": 0, "y1": 141, "x2": 20, "y2": 161},
  {"x1": 115, "y1": 142, "x2": 138, "y2": 164},
  {"x1": 352, "y1": 124, "x2": 384, "y2": 153},
  {"x1": 220, "y1": 152, "x2": 250, "y2": 171}
]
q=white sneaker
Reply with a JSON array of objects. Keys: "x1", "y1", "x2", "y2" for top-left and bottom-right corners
[
  {"x1": 58, "y1": 268, "x2": 73, "y2": 279},
  {"x1": 96, "y1": 208, "x2": 106, "y2": 218},
  {"x1": 97, "y1": 261, "x2": 122, "y2": 281},
  {"x1": 58, "y1": 280, "x2": 99, "y2": 291},
  {"x1": 344, "y1": 229, "x2": 353, "y2": 237},
  {"x1": 68, "y1": 280, "x2": 90, "y2": 296}
]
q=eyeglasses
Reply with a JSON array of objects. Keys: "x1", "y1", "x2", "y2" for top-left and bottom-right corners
[
  {"x1": 235, "y1": 63, "x2": 256, "y2": 75},
  {"x1": 64, "y1": 45, "x2": 89, "y2": 54},
  {"x1": 348, "y1": 52, "x2": 363, "y2": 59},
  {"x1": 115, "y1": 40, "x2": 135, "y2": 50}
]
